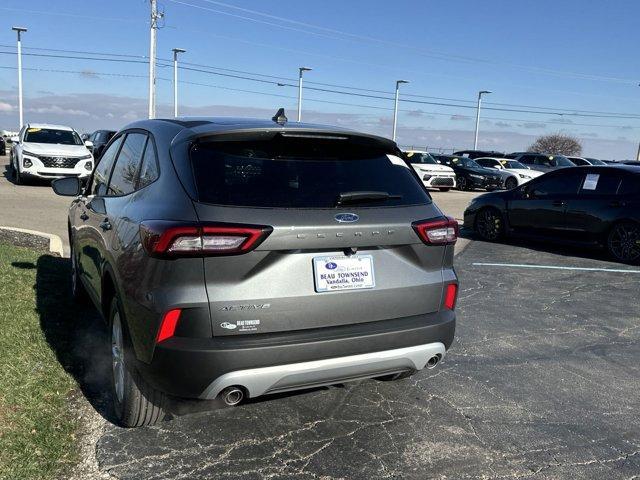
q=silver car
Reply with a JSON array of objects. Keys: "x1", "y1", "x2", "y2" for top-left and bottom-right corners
[{"x1": 52, "y1": 114, "x2": 458, "y2": 427}]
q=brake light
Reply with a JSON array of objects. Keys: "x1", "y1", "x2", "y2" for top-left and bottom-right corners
[
  {"x1": 157, "y1": 309, "x2": 182, "y2": 343},
  {"x1": 444, "y1": 283, "x2": 458, "y2": 310},
  {"x1": 140, "y1": 221, "x2": 272, "y2": 257},
  {"x1": 412, "y1": 217, "x2": 458, "y2": 245}
]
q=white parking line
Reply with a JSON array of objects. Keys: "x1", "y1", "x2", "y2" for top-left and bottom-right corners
[{"x1": 472, "y1": 262, "x2": 640, "y2": 274}]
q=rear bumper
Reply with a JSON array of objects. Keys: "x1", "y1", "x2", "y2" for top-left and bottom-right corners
[{"x1": 136, "y1": 310, "x2": 456, "y2": 399}]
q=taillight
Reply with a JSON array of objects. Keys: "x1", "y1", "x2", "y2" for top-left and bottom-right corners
[
  {"x1": 140, "y1": 221, "x2": 273, "y2": 257},
  {"x1": 444, "y1": 283, "x2": 458, "y2": 310},
  {"x1": 157, "y1": 309, "x2": 182, "y2": 343},
  {"x1": 412, "y1": 217, "x2": 458, "y2": 245}
]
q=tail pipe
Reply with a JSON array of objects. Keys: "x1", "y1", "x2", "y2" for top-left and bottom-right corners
[
  {"x1": 426, "y1": 353, "x2": 442, "y2": 369},
  {"x1": 220, "y1": 386, "x2": 244, "y2": 406}
]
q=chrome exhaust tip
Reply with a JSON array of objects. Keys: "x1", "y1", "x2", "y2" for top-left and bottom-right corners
[
  {"x1": 426, "y1": 354, "x2": 442, "y2": 369},
  {"x1": 220, "y1": 386, "x2": 244, "y2": 406}
]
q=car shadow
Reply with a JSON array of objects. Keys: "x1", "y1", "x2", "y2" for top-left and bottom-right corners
[
  {"x1": 33, "y1": 254, "x2": 117, "y2": 423},
  {"x1": 459, "y1": 227, "x2": 614, "y2": 263}
]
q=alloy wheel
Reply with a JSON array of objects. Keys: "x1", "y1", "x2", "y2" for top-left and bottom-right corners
[
  {"x1": 476, "y1": 208, "x2": 503, "y2": 241},
  {"x1": 505, "y1": 177, "x2": 518, "y2": 190},
  {"x1": 608, "y1": 223, "x2": 640, "y2": 263}
]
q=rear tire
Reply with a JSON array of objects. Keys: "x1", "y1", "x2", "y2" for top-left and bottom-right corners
[
  {"x1": 109, "y1": 297, "x2": 166, "y2": 427},
  {"x1": 607, "y1": 221, "x2": 640, "y2": 264},
  {"x1": 505, "y1": 177, "x2": 518, "y2": 190},
  {"x1": 475, "y1": 207, "x2": 505, "y2": 241},
  {"x1": 456, "y1": 176, "x2": 468, "y2": 191},
  {"x1": 439, "y1": 188, "x2": 451, "y2": 192}
]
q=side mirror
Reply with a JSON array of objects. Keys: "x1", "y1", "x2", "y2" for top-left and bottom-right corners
[
  {"x1": 52, "y1": 177, "x2": 81, "y2": 197},
  {"x1": 84, "y1": 140, "x2": 94, "y2": 150}
]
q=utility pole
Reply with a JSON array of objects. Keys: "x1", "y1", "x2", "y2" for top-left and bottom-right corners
[
  {"x1": 474, "y1": 90, "x2": 492, "y2": 150},
  {"x1": 148, "y1": 0, "x2": 161, "y2": 119},
  {"x1": 172, "y1": 48, "x2": 186, "y2": 117},
  {"x1": 297, "y1": 67, "x2": 312, "y2": 122},
  {"x1": 12, "y1": 27, "x2": 27, "y2": 128},
  {"x1": 392, "y1": 80, "x2": 408, "y2": 141}
]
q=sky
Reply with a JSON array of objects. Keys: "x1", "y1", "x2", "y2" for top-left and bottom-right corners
[{"x1": 1, "y1": 0, "x2": 639, "y2": 159}]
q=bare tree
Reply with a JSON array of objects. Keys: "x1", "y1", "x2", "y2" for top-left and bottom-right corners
[{"x1": 528, "y1": 133, "x2": 582, "y2": 156}]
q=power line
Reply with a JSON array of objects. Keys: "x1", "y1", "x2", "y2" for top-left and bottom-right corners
[
  {"x1": 1, "y1": 63, "x2": 636, "y2": 130},
  {"x1": 3, "y1": 44, "x2": 640, "y2": 118}
]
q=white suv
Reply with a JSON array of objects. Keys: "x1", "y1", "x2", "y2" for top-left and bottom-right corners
[
  {"x1": 9, "y1": 123, "x2": 94, "y2": 185},
  {"x1": 404, "y1": 150, "x2": 457, "y2": 191}
]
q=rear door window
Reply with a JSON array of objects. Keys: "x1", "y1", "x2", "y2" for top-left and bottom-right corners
[
  {"x1": 579, "y1": 172, "x2": 622, "y2": 196},
  {"x1": 190, "y1": 135, "x2": 431, "y2": 208},
  {"x1": 108, "y1": 133, "x2": 147, "y2": 196}
]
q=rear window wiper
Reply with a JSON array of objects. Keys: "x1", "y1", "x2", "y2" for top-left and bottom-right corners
[{"x1": 335, "y1": 191, "x2": 402, "y2": 206}]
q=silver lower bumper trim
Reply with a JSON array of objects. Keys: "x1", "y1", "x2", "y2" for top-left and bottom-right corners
[{"x1": 200, "y1": 342, "x2": 446, "y2": 400}]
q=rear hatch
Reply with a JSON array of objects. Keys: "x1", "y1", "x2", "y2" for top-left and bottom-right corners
[{"x1": 188, "y1": 131, "x2": 449, "y2": 336}]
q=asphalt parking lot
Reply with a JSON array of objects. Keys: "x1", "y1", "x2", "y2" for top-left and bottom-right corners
[{"x1": 95, "y1": 239, "x2": 640, "y2": 479}]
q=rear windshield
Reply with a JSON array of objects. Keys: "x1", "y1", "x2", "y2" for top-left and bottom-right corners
[{"x1": 190, "y1": 135, "x2": 431, "y2": 208}]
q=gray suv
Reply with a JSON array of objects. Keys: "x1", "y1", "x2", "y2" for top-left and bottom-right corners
[{"x1": 52, "y1": 115, "x2": 458, "y2": 427}]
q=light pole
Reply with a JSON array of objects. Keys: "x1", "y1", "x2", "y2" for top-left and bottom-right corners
[
  {"x1": 297, "y1": 67, "x2": 312, "y2": 122},
  {"x1": 474, "y1": 90, "x2": 492, "y2": 150},
  {"x1": 12, "y1": 27, "x2": 27, "y2": 128},
  {"x1": 148, "y1": 0, "x2": 162, "y2": 119},
  {"x1": 172, "y1": 48, "x2": 186, "y2": 117},
  {"x1": 392, "y1": 80, "x2": 408, "y2": 141}
]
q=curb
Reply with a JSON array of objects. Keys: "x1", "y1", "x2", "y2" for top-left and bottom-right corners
[{"x1": 0, "y1": 226, "x2": 65, "y2": 257}]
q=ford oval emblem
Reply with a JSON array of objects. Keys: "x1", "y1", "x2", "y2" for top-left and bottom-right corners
[
  {"x1": 325, "y1": 262, "x2": 338, "y2": 270},
  {"x1": 335, "y1": 213, "x2": 359, "y2": 223}
]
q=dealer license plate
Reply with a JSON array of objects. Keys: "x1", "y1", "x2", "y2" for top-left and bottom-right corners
[{"x1": 312, "y1": 255, "x2": 375, "y2": 293}]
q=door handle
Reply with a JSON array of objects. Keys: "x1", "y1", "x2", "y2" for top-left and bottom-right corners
[
  {"x1": 80, "y1": 212, "x2": 89, "y2": 221},
  {"x1": 552, "y1": 200, "x2": 566, "y2": 207},
  {"x1": 99, "y1": 219, "x2": 112, "y2": 231}
]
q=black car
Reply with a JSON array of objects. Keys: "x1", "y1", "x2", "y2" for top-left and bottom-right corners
[
  {"x1": 464, "y1": 166, "x2": 640, "y2": 263},
  {"x1": 452, "y1": 149, "x2": 506, "y2": 159},
  {"x1": 0, "y1": 136, "x2": 5, "y2": 156},
  {"x1": 88, "y1": 129, "x2": 117, "y2": 158},
  {"x1": 433, "y1": 154, "x2": 506, "y2": 191},
  {"x1": 514, "y1": 153, "x2": 576, "y2": 173}
]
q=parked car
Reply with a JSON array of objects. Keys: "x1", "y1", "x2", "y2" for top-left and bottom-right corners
[
  {"x1": 474, "y1": 157, "x2": 543, "y2": 189},
  {"x1": 464, "y1": 165, "x2": 640, "y2": 263},
  {"x1": 403, "y1": 150, "x2": 457, "y2": 191},
  {"x1": 433, "y1": 154, "x2": 507, "y2": 191},
  {"x1": 9, "y1": 123, "x2": 94, "y2": 185},
  {"x1": 88, "y1": 129, "x2": 117, "y2": 158},
  {"x1": 622, "y1": 160, "x2": 640, "y2": 167},
  {"x1": 52, "y1": 114, "x2": 459, "y2": 427},
  {"x1": 568, "y1": 156, "x2": 607, "y2": 166},
  {"x1": 452, "y1": 149, "x2": 506, "y2": 159},
  {"x1": 514, "y1": 153, "x2": 576, "y2": 173},
  {"x1": 0, "y1": 136, "x2": 5, "y2": 156}
]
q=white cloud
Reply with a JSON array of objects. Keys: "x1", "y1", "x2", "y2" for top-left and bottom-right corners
[{"x1": 0, "y1": 102, "x2": 14, "y2": 112}]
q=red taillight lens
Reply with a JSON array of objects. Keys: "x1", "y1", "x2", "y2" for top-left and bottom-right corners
[
  {"x1": 140, "y1": 221, "x2": 272, "y2": 257},
  {"x1": 444, "y1": 283, "x2": 458, "y2": 310},
  {"x1": 412, "y1": 217, "x2": 459, "y2": 245},
  {"x1": 156, "y1": 309, "x2": 182, "y2": 343}
]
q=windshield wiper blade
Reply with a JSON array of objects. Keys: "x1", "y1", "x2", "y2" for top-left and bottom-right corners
[{"x1": 335, "y1": 191, "x2": 401, "y2": 206}]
